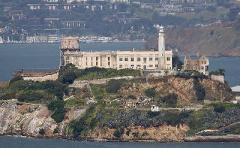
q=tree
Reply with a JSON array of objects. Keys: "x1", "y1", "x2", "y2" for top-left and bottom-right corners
[
  {"x1": 209, "y1": 69, "x2": 225, "y2": 76},
  {"x1": 106, "y1": 79, "x2": 124, "y2": 93},
  {"x1": 172, "y1": 55, "x2": 183, "y2": 70},
  {"x1": 144, "y1": 88, "x2": 156, "y2": 98},
  {"x1": 58, "y1": 64, "x2": 78, "y2": 84},
  {"x1": 48, "y1": 99, "x2": 65, "y2": 123},
  {"x1": 59, "y1": 71, "x2": 77, "y2": 84},
  {"x1": 162, "y1": 93, "x2": 178, "y2": 107},
  {"x1": 214, "y1": 104, "x2": 225, "y2": 113},
  {"x1": 9, "y1": 75, "x2": 23, "y2": 85},
  {"x1": 113, "y1": 128, "x2": 124, "y2": 139}
]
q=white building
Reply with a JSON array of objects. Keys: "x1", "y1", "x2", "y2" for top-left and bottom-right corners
[{"x1": 61, "y1": 26, "x2": 173, "y2": 71}]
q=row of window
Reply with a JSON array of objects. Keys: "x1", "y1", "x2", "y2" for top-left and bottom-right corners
[
  {"x1": 119, "y1": 64, "x2": 159, "y2": 69},
  {"x1": 119, "y1": 57, "x2": 171, "y2": 62},
  {"x1": 87, "y1": 57, "x2": 111, "y2": 61}
]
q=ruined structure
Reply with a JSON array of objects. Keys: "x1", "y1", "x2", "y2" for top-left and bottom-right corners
[{"x1": 183, "y1": 56, "x2": 209, "y2": 75}]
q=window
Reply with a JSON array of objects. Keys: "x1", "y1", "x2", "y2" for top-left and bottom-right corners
[
  {"x1": 155, "y1": 57, "x2": 158, "y2": 61},
  {"x1": 155, "y1": 65, "x2": 158, "y2": 67},
  {"x1": 96, "y1": 62, "x2": 98, "y2": 66},
  {"x1": 131, "y1": 58, "x2": 134, "y2": 61},
  {"x1": 119, "y1": 58, "x2": 123, "y2": 61},
  {"x1": 149, "y1": 65, "x2": 153, "y2": 67},
  {"x1": 143, "y1": 65, "x2": 147, "y2": 70},
  {"x1": 167, "y1": 57, "x2": 171, "y2": 61},
  {"x1": 137, "y1": 57, "x2": 141, "y2": 61},
  {"x1": 119, "y1": 65, "x2": 122, "y2": 68},
  {"x1": 143, "y1": 58, "x2": 147, "y2": 63},
  {"x1": 149, "y1": 58, "x2": 153, "y2": 61},
  {"x1": 96, "y1": 57, "x2": 98, "y2": 61},
  {"x1": 108, "y1": 57, "x2": 110, "y2": 61},
  {"x1": 125, "y1": 57, "x2": 128, "y2": 61},
  {"x1": 108, "y1": 62, "x2": 110, "y2": 66}
]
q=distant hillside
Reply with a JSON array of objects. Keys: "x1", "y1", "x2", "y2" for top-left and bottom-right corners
[{"x1": 146, "y1": 23, "x2": 240, "y2": 56}]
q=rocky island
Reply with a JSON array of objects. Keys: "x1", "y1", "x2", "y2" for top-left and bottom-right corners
[{"x1": 0, "y1": 65, "x2": 239, "y2": 142}]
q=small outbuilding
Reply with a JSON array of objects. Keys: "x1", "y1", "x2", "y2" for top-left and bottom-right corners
[{"x1": 151, "y1": 105, "x2": 160, "y2": 112}]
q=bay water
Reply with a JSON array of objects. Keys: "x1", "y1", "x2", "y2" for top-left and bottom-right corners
[{"x1": 0, "y1": 136, "x2": 239, "y2": 148}]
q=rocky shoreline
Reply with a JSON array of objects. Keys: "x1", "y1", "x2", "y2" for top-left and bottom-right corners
[{"x1": 184, "y1": 135, "x2": 240, "y2": 142}]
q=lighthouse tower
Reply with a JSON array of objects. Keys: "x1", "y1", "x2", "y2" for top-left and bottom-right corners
[{"x1": 158, "y1": 26, "x2": 166, "y2": 70}]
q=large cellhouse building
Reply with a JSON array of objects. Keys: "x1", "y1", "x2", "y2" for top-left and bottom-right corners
[{"x1": 60, "y1": 26, "x2": 173, "y2": 71}]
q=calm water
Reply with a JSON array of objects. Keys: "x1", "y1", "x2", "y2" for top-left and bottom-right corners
[
  {"x1": 0, "y1": 43, "x2": 240, "y2": 86},
  {"x1": 0, "y1": 136, "x2": 239, "y2": 148}
]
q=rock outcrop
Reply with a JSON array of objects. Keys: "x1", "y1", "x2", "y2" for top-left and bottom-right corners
[
  {"x1": 0, "y1": 102, "x2": 58, "y2": 137},
  {"x1": 86, "y1": 124, "x2": 189, "y2": 142},
  {"x1": 0, "y1": 101, "x2": 86, "y2": 138}
]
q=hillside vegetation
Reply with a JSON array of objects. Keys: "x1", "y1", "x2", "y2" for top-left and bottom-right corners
[{"x1": 0, "y1": 66, "x2": 238, "y2": 142}]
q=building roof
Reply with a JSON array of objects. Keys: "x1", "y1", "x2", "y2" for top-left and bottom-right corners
[{"x1": 231, "y1": 85, "x2": 240, "y2": 92}]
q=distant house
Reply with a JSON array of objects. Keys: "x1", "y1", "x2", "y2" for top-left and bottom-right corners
[{"x1": 183, "y1": 56, "x2": 209, "y2": 75}]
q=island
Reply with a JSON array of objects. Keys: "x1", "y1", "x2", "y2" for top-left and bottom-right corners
[{"x1": 0, "y1": 28, "x2": 239, "y2": 142}]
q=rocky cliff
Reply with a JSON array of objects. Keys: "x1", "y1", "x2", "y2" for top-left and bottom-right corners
[
  {"x1": 0, "y1": 101, "x2": 86, "y2": 138},
  {"x1": 0, "y1": 102, "x2": 58, "y2": 137},
  {"x1": 86, "y1": 125, "x2": 189, "y2": 142}
]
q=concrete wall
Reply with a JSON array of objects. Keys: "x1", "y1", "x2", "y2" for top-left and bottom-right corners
[
  {"x1": 23, "y1": 72, "x2": 59, "y2": 82},
  {"x1": 211, "y1": 75, "x2": 225, "y2": 83}
]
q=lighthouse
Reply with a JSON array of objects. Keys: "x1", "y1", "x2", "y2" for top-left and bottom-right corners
[{"x1": 158, "y1": 26, "x2": 166, "y2": 70}]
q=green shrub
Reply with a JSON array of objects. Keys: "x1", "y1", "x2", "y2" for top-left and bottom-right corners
[
  {"x1": 161, "y1": 93, "x2": 178, "y2": 107},
  {"x1": 59, "y1": 71, "x2": 77, "y2": 84},
  {"x1": 16, "y1": 90, "x2": 51, "y2": 103},
  {"x1": 67, "y1": 106, "x2": 97, "y2": 137},
  {"x1": 41, "y1": 81, "x2": 66, "y2": 99},
  {"x1": 106, "y1": 79, "x2": 124, "y2": 93},
  {"x1": 91, "y1": 84, "x2": 106, "y2": 98},
  {"x1": 39, "y1": 129, "x2": 45, "y2": 135},
  {"x1": 0, "y1": 92, "x2": 16, "y2": 100},
  {"x1": 48, "y1": 99, "x2": 65, "y2": 123},
  {"x1": 144, "y1": 88, "x2": 156, "y2": 98},
  {"x1": 9, "y1": 75, "x2": 23, "y2": 84},
  {"x1": 9, "y1": 80, "x2": 66, "y2": 100},
  {"x1": 64, "y1": 98, "x2": 85, "y2": 108},
  {"x1": 213, "y1": 104, "x2": 226, "y2": 113},
  {"x1": 113, "y1": 128, "x2": 124, "y2": 138},
  {"x1": 147, "y1": 111, "x2": 160, "y2": 118},
  {"x1": 209, "y1": 69, "x2": 225, "y2": 76}
]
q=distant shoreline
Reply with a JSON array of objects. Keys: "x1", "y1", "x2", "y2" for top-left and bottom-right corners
[{"x1": 0, "y1": 40, "x2": 146, "y2": 45}]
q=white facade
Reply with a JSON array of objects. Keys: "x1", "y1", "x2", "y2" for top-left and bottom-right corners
[{"x1": 61, "y1": 27, "x2": 173, "y2": 71}]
